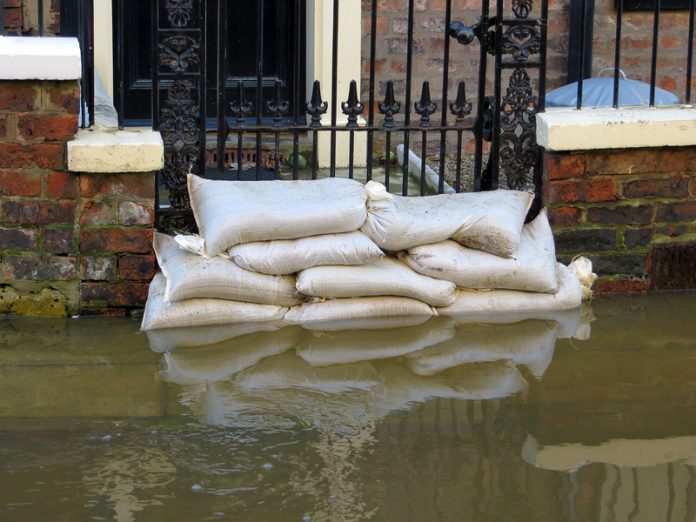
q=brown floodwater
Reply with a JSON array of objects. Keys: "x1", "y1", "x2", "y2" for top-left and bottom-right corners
[{"x1": 2, "y1": 292, "x2": 696, "y2": 521}]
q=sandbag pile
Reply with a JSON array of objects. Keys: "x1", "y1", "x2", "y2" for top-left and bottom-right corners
[{"x1": 141, "y1": 174, "x2": 594, "y2": 331}]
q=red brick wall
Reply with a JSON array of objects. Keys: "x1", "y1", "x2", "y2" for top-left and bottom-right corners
[
  {"x1": 359, "y1": 0, "x2": 694, "y2": 119},
  {"x1": 2, "y1": 0, "x2": 60, "y2": 35},
  {"x1": 543, "y1": 147, "x2": 696, "y2": 294},
  {"x1": 0, "y1": 78, "x2": 156, "y2": 316}
]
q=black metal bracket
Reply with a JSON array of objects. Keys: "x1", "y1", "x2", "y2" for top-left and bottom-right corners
[{"x1": 448, "y1": 17, "x2": 497, "y2": 48}]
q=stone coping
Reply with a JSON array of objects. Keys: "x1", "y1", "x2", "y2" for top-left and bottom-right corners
[
  {"x1": 0, "y1": 36, "x2": 81, "y2": 80},
  {"x1": 68, "y1": 127, "x2": 164, "y2": 173},
  {"x1": 537, "y1": 106, "x2": 696, "y2": 152},
  {"x1": 68, "y1": 72, "x2": 164, "y2": 174}
]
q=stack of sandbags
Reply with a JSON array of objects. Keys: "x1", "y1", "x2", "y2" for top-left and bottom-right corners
[
  {"x1": 361, "y1": 180, "x2": 594, "y2": 317},
  {"x1": 142, "y1": 174, "x2": 386, "y2": 330},
  {"x1": 141, "y1": 175, "x2": 594, "y2": 332}
]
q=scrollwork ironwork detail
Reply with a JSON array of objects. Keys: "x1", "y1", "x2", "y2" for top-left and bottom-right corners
[
  {"x1": 501, "y1": 25, "x2": 541, "y2": 62},
  {"x1": 159, "y1": 35, "x2": 199, "y2": 72},
  {"x1": 159, "y1": 79, "x2": 200, "y2": 211},
  {"x1": 499, "y1": 68, "x2": 538, "y2": 190},
  {"x1": 165, "y1": 0, "x2": 194, "y2": 28},
  {"x1": 512, "y1": 0, "x2": 534, "y2": 19}
]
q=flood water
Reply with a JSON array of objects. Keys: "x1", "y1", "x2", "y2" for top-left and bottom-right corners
[{"x1": 2, "y1": 292, "x2": 696, "y2": 521}]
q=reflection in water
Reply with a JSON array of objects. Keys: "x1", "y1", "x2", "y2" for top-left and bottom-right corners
[{"x1": 3, "y1": 293, "x2": 696, "y2": 521}]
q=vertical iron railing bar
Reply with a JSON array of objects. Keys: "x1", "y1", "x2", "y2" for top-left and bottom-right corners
[
  {"x1": 455, "y1": 129, "x2": 463, "y2": 192},
  {"x1": 216, "y1": 0, "x2": 229, "y2": 175},
  {"x1": 687, "y1": 0, "x2": 695, "y2": 103},
  {"x1": 199, "y1": 0, "x2": 208, "y2": 179},
  {"x1": 312, "y1": 129, "x2": 319, "y2": 179},
  {"x1": 78, "y1": 0, "x2": 86, "y2": 128},
  {"x1": 0, "y1": 3, "x2": 4, "y2": 36},
  {"x1": 116, "y1": 0, "x2": 125, "y2": 129},
  {"x1": 576, "y1": 0, "x2": 587, "y2": 109},
  {"x1": 384, "y1": 129, "x2": 392, "y2": 190},
  {"x1": 366, "y1": 0, "x2": 378, "y2": 181},
  {"x1": 255, "y1": 0, "x2": 264, "y2": 180},
  {"x1": 291, "y1": 0, "x2": 301, "y2": 180},
  {"x1": 473, "y1": 0, "x2": 489, "y2": 192},
  {"x1": 650, "y1": 0, "x2": 661, "y2": 107},
  {"x1": 86, "y1": 0, "x2": 95, "y2": 127},
  {"x1": 402, "y1": 0, "x2": 415, "y2": 196},
  {"x1": 531, "y1": 0, "x2": 550, "y2": 221},
  {"x1": 38, "y1": 0, "x2": 44, "y2": 35},
  {"x1": 539, "y1": 0, "x2": 549, "y2": 113},
  {"x1": 438, "y1": 0, "x2": 453, "y2": 194},
  {"x1": 613, "y1": 0, "x2": 624, "y2": 108},
  {"x1": 330, "y1": 0, "x2": 339, "y2": 176},
  {"x1": 420, "y1": 129, "x2": 427, "y2": 195},
  {"x1": 490, "y1": 0, "x2": 504, "y2": 189},
  {"x1": 151, "y1": 0, "x2": 159, "y2": 130}
]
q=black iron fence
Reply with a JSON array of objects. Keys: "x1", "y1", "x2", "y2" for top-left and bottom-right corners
[
  {"x1": 0, "y1": 0, "x2": 95, "y2": 128},
  {"x1": 567, "y1": 0, "x2": 695, "y2": 109},
  {"x1": 132, "y1": 0, "x2": 549, "y2": 233}
]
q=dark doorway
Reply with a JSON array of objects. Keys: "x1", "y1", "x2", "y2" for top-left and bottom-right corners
[{"x1": 113, "y1": 0, "x2": 305, "y2": 126}]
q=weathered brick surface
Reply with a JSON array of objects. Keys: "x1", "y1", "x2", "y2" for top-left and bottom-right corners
[
  {"x1": 81, "y1": 256, "x2": 118, "y2": 281},
  {"x1": 0, "y1": 170, "x2": 41, "y2": 196},
  {"x1": 43, "y1": 227, "x2": 75, "y2": 254},
  {"x1": 80, "y1": 174, "x2": 156, "y2": 199},
  {"x1": 118, "y1": 254, "x2": 157, "y2": 281},
  {"x1": 0, "y1": 227, "x2": 38, "y2": 250},
  {"x1": 80, "y1": 228, "x2": 154, "y2": 255},
  {"x1": 0, "y1": 78, "x2": 156, "y2": 315},
  {"x1": 80, "y1": 282, "x2": 150, "y2": 308},
  {"x1": 18, "y1": 114, "x2": 78, "y2": 141},
  {"x1": 544, "y1": 146, "x2": 696, "y2": 293}
]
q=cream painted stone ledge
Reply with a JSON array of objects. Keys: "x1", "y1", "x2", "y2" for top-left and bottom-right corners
[
  {"x1": 67, "y1": 72, "x2": 164, "y2": 174},
  {"x1": 68, "y1": 127, "x2": 164, "y2": 173},
  {"x1": 537, "y1": 106, "x2": 696, "y2": 152}
]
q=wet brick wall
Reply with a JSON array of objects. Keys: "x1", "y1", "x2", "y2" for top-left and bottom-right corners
[
  {"x1": 543, "y1": 146, "x2": 696, "y2": 293},
  {"x1": 0, "y1": 78, "x2": 156, "y2": 316}
]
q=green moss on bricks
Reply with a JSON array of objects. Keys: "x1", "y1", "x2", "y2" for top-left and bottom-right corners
[{"x1": 0, "y1": 284, "x2": 68, "y2": 317}]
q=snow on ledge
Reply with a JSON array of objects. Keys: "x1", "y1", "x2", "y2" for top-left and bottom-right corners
[
  {"x1": 0, "y1": 36, "x2": 81, "y2": 80},
  {"x1": 537, "y1": 106, "x2": 696, "y2": 152}
]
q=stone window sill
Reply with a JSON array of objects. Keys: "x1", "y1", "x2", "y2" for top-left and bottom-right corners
[
  {"x1": 537, "y1": 106, "x2": 696, "y2": 152},
  {"x1": 67, "y1": 73, "x2": 163, "y2": 174}
]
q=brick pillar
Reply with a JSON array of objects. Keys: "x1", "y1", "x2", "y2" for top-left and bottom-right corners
[
  {"x1": 0, "y1": 82, "x2": 158, "y2": 316},
  {"x1": 0, "y1": 79, "x2": 81, "y2": 315},
  {"x1": 543, "y1": 148, "x2": 696, "y2": 293}
]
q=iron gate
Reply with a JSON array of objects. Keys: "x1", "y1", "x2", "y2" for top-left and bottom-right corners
[{"x1": 131, "y1": 0, "x2": 548, "y2": 234}]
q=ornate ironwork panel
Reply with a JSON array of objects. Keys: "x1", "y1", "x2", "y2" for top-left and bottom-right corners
[
  {"x1": 155, "y1": 0, "x2": 203, "y2": 234},
  {"x1": 147, "y1": 0, "x2": 548, "y2": 232}
]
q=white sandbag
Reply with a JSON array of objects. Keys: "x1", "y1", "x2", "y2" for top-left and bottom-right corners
[
  {"x1": 228, "y1": 231, "x2": 383, "y2": 275},
  {"x1": 146, "y1": 322, "x2": 285, "y2": 352},
  {"x1": 401, "y1": 209, "x2": 558, "y2": 293},
  {"x1": 188, "y1": 174, "x2": 368, "y2": 257},
  {"x1": 295, "y1": 317, "x2": 456, "y2": 367},
  {"x1": 153, "y1": 232, "x2": 301, "y2": 306},
  {"x1": 140, "y1": 273, "x2": 288, "y2": 331},
  {"x1": 234, "y1": 352, "x2": 382, "y2": 393},
  {"x1": 284, "y1": 296, "x2": 436, "y2": 330},
  {"x1": 437, "y1": 263, "x2": 583, "y2": 317},
  {"x1": 405, "y1": 320, "x2": 558, "y2": 378},
  {"x1": 361, "y1": 180, "x2": 532, "y2": 256},
  {"x1": 296, "y1": 256, "x2": 456, "y2": 307},
  {"x1": 159, "y1": 327, "x2": 303, "y2": 384}
]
